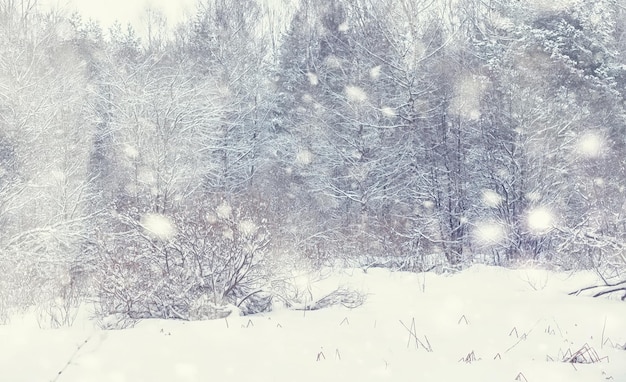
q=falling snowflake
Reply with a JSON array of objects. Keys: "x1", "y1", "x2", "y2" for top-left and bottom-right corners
[
  {"x1": 223, "y1": 227, "x2": 234, "y2": 240},
  {"x1": 123, "y1": 144, "x2": 139, "y2": 159},
  {"x1": 325, "y1": 55, "x2": 341, "y2": 68},
  {"x1": 370, "y1": 65, "x2": 382, "y2": 79},
  {"x1": 576, "y1": 132, "x2": 604, "y2": 158},
  {"x1": 473, "y1": 220, "x2": 506, "y2": 246},
  {"x1": 216, "y1": 201, "x2": 232, "y2": 219},
  {"x1": 205, "y1": 212, "x2": 218, "y2": 224},
  {"x1": 481, "y1": 190, "x2": 502, "y2": 208},
  {"x1": 238, "y1": 220, "x2": 258, "y2": 236},
  {"x1": 450, "y1": 75, "x2": 488, "y2": 121},
  {"x1": 345, "y1": 85, "x2": 367, "y2": 103},
  {"x1": 380, "y1": 106, "x2": 396, "y2": 117},
  {"x1": 527, "y1": 207, "x2": 554, "y2": 234},
  {"x1": 141, "y1": 213, "x2": 176, "y2": 240},
  {"x1": 525, "y1": 191, "x2": 541, "y2": 202},
  {"x1": 296, "y1": 149, "x2": 313, "y2": 165},
  {"x1": 306, "y1": 72, "x2": 318, "y2": 86}
]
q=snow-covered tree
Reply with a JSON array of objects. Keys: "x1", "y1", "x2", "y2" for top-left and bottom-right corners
[{"x1": 0, "y1": 5, "x2": 95, "y2": 323}]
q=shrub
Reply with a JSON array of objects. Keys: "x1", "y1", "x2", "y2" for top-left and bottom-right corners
[{"x1": 94, "y1": 202, "x2": 271, "y2": 324}]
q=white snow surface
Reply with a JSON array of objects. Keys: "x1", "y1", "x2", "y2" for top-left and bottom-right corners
[{"x1": 1, "y1": 265, "x2": 625, "y2": 381}]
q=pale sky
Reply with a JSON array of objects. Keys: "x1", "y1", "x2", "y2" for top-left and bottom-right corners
[
  {"x1": 42, "y1": 0, "x2": 293, "y2": 41},
  {"x1": 44, "y1": 0, "x2": 197, "y2": 31}
]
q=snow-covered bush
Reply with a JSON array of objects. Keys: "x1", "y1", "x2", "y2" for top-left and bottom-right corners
[
  {"x1": 94, "y1": 202, "x2": 271, "y2": 324},
  {"x1": 305, "y1": 287, "x2": 367, "y2": 310},
  {"x1": 0, "y1": 244, "x2": 85, "y2": 327},
  {"x1": 170, "y1": 205, "x2": 271, "y2": 316},
  {"x1": 188, "y1": 296, "x2": 241, "y2": 320},
  {"x1": 35, "y1": 268, "x2": 83, "y2": 329}
]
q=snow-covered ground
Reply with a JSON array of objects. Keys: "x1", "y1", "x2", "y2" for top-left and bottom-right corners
[{"x1": 1, "y1": 265, "x2": 625, "y2": 381}]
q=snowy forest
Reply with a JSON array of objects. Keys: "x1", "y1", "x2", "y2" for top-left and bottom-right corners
[{"x1": 1, "y1": 0, "x2": 625, "y2": 325}]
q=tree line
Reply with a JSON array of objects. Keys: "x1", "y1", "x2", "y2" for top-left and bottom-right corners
[{"x1": 0, "y1": 0, "x2": 624, "y2": 324}]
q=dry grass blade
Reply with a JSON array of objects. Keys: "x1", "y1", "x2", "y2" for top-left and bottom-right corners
[
  {"x1": 515, "y1": 372, "x2": 528, "y2": 381},
  {"x1": 316, "y1": 351, "x2": 326, "y2": 361},
  {"x1": 399, "y1": 318, "x2": 433, "y2": 352},
  {"x1": 458, "y1": 350, "x2": 479, "y2": 363},
  {"x1": 563, "y1": 343, "x2": 603, "y2": 364}
]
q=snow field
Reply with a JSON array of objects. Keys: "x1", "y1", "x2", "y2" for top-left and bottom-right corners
[{"x1": 0, "y1": 265, "x2": 625, "y2": 381}]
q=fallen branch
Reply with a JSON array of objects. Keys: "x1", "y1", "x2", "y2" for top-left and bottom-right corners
[
  {"x1": 52, "y1": 336, "x2": 91, "y2": 382},
  {"x1": 569, "y1": 281, "x2": 623, "y2": 295},
  {"x1": 593, "y1": 287, "x2": 626, "y2": 300},
  {"x1": 569, "y1": 280, "x2": 626, "y2": 300}
]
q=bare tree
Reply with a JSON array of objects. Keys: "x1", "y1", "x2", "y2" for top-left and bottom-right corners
[{"x1": 0, "y1": 4, "x2": 95, "y2": 324}]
